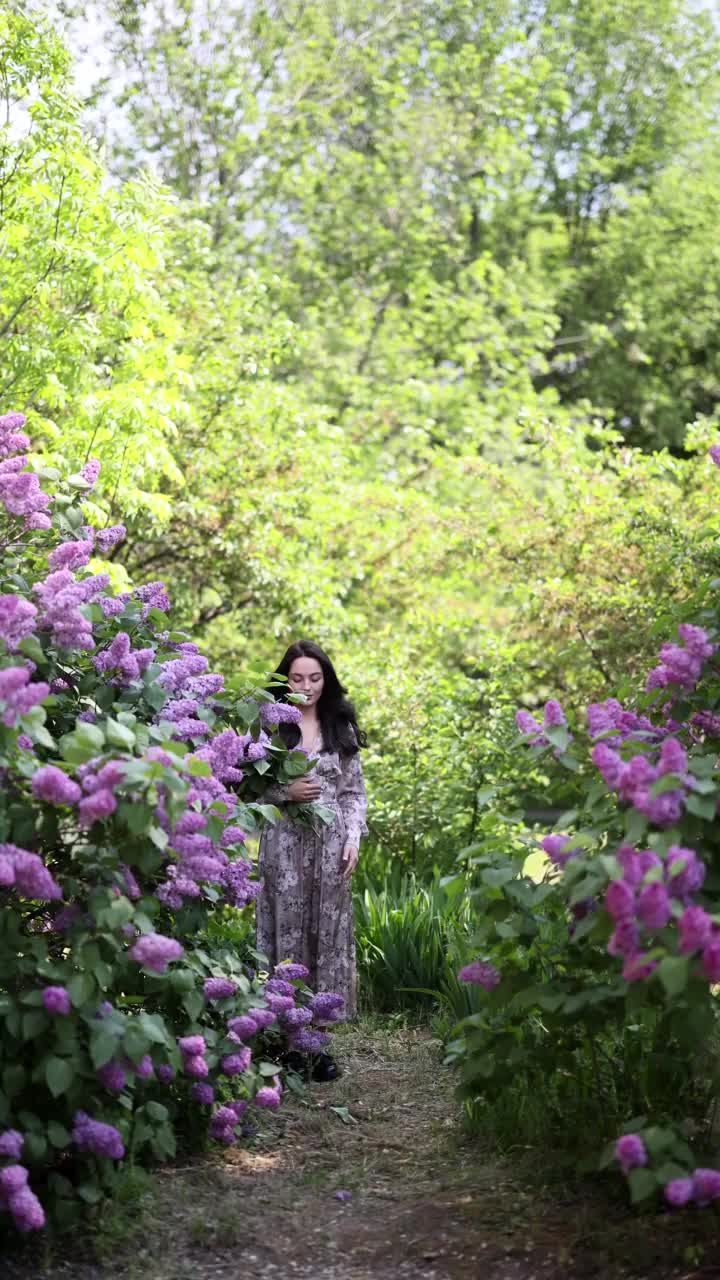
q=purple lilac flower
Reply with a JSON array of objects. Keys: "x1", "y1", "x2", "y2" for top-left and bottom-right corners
[
  {"x1": 0, "y1": 471, "x2": 51, "y2": 526},
  {"x1": 664, "y1": 1178, "x2": 694, "y2": 1207},
  {"x1": 227, "y1": 1015, "x2": 258, "y2": 1041},
  {"x1": 636, "y1": 882, "x2": 671, "y2": 930},
  {"x1": 263, "y1": 993, "x2": 294, "y2": 1015},
  {"x1": 0, "y1": 1165, "x2": 28, "y2": 1196},
  {"x1": 607, "y1": 920, "x2": 641, "y2": 958},
  {"x1": 0, "y1": 412, "x2": 27, "y2": 431},
  {"x1": 156, "y1": 1064, "x2": 175, "y2": 1084},
  {"x1": 72, "y1": 1112, "x2": 125, "y2": 1160},
  {"x1": 691, "y1": 1168, "x2": 720, "y2": 1205},
  {"x1": 592, "y1": 742, "x2": 624, "y2": 789},
  {"x1": 178, "y1": 1035, "x2": 205, "y2": 1056},
  {"x1": 457, "y1": 960, "x2": 501, "y2": 990},
  {"x1": 2, "y1": 845, "x2": 62, "y2": 900},
  {"x1": 209, "y1": 1106, "x2": 239, "y2": 1143},
  {"x1": 623, "y1": 952, "x2": 658, "y2": 982},
  {"x1": 0, "y1": 595, "x2": 38, "y2": 651},
  {"x1": 8, "y1": 1184, "x2": 46, "y2": 1232},
  {"x1": 710, "y1": 444, "x2": 720, "y2": 467},
  {"x1": 0, "y1": 1130, "x2": 23, "y2": 1160},
  {"x1": 265, "y1": 977, "x2": 295, "y2": 998},
  {"x1": 666, "y1": 846, "x2": 706, "y2": 899},
  {"x1": 99, "y1": 596, "x2": 127, "y2": 618},
  {"x1": 658, "y1": 737, "x2": 688, "y2": 776},
  {"x1": 93, "y1": 632, "x2": 155, "y2": 686},
  {"x1": 134, "y1": 1055, "x2": 154, "y2": 1080},
  {"x1": 309, "y1": 991, "x2": 347, "y2": 1020},
  {"x1": 541, "y1": 834, "x2": 580, "y2": 868},
  {"x1": 543, "y1": 700, "x2": 566, "y2": 728},
  {"x1": 134, "y1": 580, "x2": 171, "y2": 615},
  {"x1": 249, "y1": 1008, "x2": 276, "y2": 1031},
  {"x1": 95, "y1": 525, "x2": 126, "y2": 554},
  {"x1": 203, "y1": 977, "x2": 238, "y2": 1000},
  {"x1": 691, "y1": 710, "x2": 720, "y2": 738},
  {"x1": 158, "y1": 655, "x2": 209, "y2": 694},
  {"x1": 17, "y1": 734, "x2": 33, "y2": 750},
  {"x1": 97, "y1": 1061, "x2": 127, "y2": 1092},
  {"x1": 184, "y1": 1055, "x2": 209, "y2": 1079},
  {"x1": 605, "y1": 880, "x2": 635, "y2": 921},
  {"x1": 221, "y1": 1049, "x2": 252, "y2": 1076},
  {"x1": 616, "y1": 1134, "x2": 648, "y2": 1173},
  {"x1": 254, "y1": 1087, "x2": 282, "y2": 1110},
  {"x1": 288, "y1": 1028, "x2": 330, "y2": 1053},
  {"x1": 78, "y1": 789, "x2": 117, "y2": 826},
  {"x1": 0, "y1": 666, "x2": 50, "y2": 727},
  {"x1": 192, "y1": 1083, "x2": 215, "y2": 1104},
  {"x1": 32, "y1": 765, "x2": 81, "y2": 807},
  {"x1": 129, "y1": 933, "x2": 184, "y2": 973},
  {"x1": 80, "y1": 459, "x2": 101, "y2": 488},
  {"x1": 222, "y1": 825, "x2": 247, "y2": 846},
  {"x1": 41, "y1": 985, "x2": 71, "y2": 1015},
  {"x1": 702, "y1": 937, "x2": 720, "y2": 982},
  {"x1": 260, "y1": 701, "x2": 303, "y2": 727},
  {"x1": 49, "y1": 541, "x2": 93, "y2": 572},
  {"x1": 678, "y1": 906, "x2": 712, "y2": 954},
  {"x1": 281, "y1": 1006, "x2": 314, "y2": 1029},
  {"x1": 334, "y1": 1189, "x2": 352, "y2": 1202},
  {"x1": 275, "y1": 962, "x2": 310, "y2": 981}
]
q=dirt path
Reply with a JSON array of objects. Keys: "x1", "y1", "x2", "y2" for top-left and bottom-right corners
[{"x1": 6, "y1": 1021, "x2": 720, "y2": 1280}]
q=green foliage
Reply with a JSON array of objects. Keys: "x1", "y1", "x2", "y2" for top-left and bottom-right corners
[{"x1": 354, "y1": 870, "x2": 474, "y2": 1013}]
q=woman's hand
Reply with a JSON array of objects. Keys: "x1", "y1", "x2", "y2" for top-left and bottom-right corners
[
  {"x1": 342, "y1": 843, "x2": 359, "y2": 880},
  {"x1": 287, "y1": 777, "x2": 322, "y2": 802}
]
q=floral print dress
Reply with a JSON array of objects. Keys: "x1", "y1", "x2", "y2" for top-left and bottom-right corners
[{"x1": 256, "y1": 737, "x2": 368, "y2": 1018}]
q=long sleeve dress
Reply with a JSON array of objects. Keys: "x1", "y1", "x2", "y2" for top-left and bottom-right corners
[{"x1": 256, "y1": 736, "x2": 368, "y2": 1018}]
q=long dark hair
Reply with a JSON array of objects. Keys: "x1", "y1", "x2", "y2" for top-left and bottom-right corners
[{"x1": 271, "y1": 640, "x2": 366, "y2": 756}]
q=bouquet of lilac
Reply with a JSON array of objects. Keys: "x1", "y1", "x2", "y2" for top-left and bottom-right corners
[{"x1": 0, "y1": 411, "x2": 340, "y2": 1237}]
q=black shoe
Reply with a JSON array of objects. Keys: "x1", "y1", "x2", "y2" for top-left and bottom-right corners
[{"x1": 311, "y1": 1053, "x2": 341, "y2": 1083}]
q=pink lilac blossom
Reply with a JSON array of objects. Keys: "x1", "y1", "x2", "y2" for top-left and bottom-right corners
[
  {"x1": 32, "y1": 765, "x2": 81, "y2": 807},
  {"x1": 129, "y1": 933, "x2": 184, "y2": 973},
  {"x1": 678, "y1": 906, "x2": 713, "y2": 954},
  {"x1": 457, "y1": 961, "x2": 501, "y2": 989},
  {"x1": 616, "y1": 1134, "x2": 648, "y2": 1173},
  {"x1": 664, "y1": 1178, "x2": 694, "y2": 1207},
  {"x1": 636, "y1": 882, "x2": 672, "y2": 930}
]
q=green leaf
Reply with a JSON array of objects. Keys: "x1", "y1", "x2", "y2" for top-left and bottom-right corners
[
  {"x1": 657, "y1": 955, "x2": 690, "y2": 998},
  {"x1": 45, "y1": 1056, "x2": 74, "y2": 1097},
  {"x1": 68, "y1": 972, "x2": 95, "y2": 1007},
  {"x1": 106, "y1": 718, "x2": 136, "y2": 750},
  {"x1": 628, "y1": 1168, "x2": 658, "y2": 1204}
]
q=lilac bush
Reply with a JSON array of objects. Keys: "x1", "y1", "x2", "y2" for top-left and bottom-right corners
[
  {"x1": 447, "y1": 445, "x2": 720, "y2": 1206},
  {"x1": 0, "y1": 411, "x2": 344, "y2": 1237}
]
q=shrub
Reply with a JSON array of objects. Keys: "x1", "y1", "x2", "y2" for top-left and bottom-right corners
[
  {"x1": 446, "y1": 452, "x2": 720, "y2": 1204},
  {"x1": 0, "y1": 411, "x2": 341, "y2": 1237}
]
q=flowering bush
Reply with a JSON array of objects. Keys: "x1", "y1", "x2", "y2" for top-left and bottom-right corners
[
  {"x1": 446, "y1": 447, "x2": 720, "y2": 1204},
  {"x1": 0, "y1": 411, "x2": 343, "y2": 1237}
]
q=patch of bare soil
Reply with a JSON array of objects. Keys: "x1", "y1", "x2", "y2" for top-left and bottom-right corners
[{"x1": 5, "y1": 1021, "x2": 720, "y2": 1280}]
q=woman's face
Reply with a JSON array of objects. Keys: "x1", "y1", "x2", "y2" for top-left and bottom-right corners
[{"x1": 288, "y1": 656, "x2": 325, "y2": 707}]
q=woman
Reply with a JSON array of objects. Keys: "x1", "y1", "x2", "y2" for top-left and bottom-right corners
[{"x1": 256, "y1": 641, "x2": 368, "y2": 1049}]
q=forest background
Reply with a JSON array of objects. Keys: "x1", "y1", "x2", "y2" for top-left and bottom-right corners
[{"x1": 4, "y1": 0, "x2": 720, "y2": 876}]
